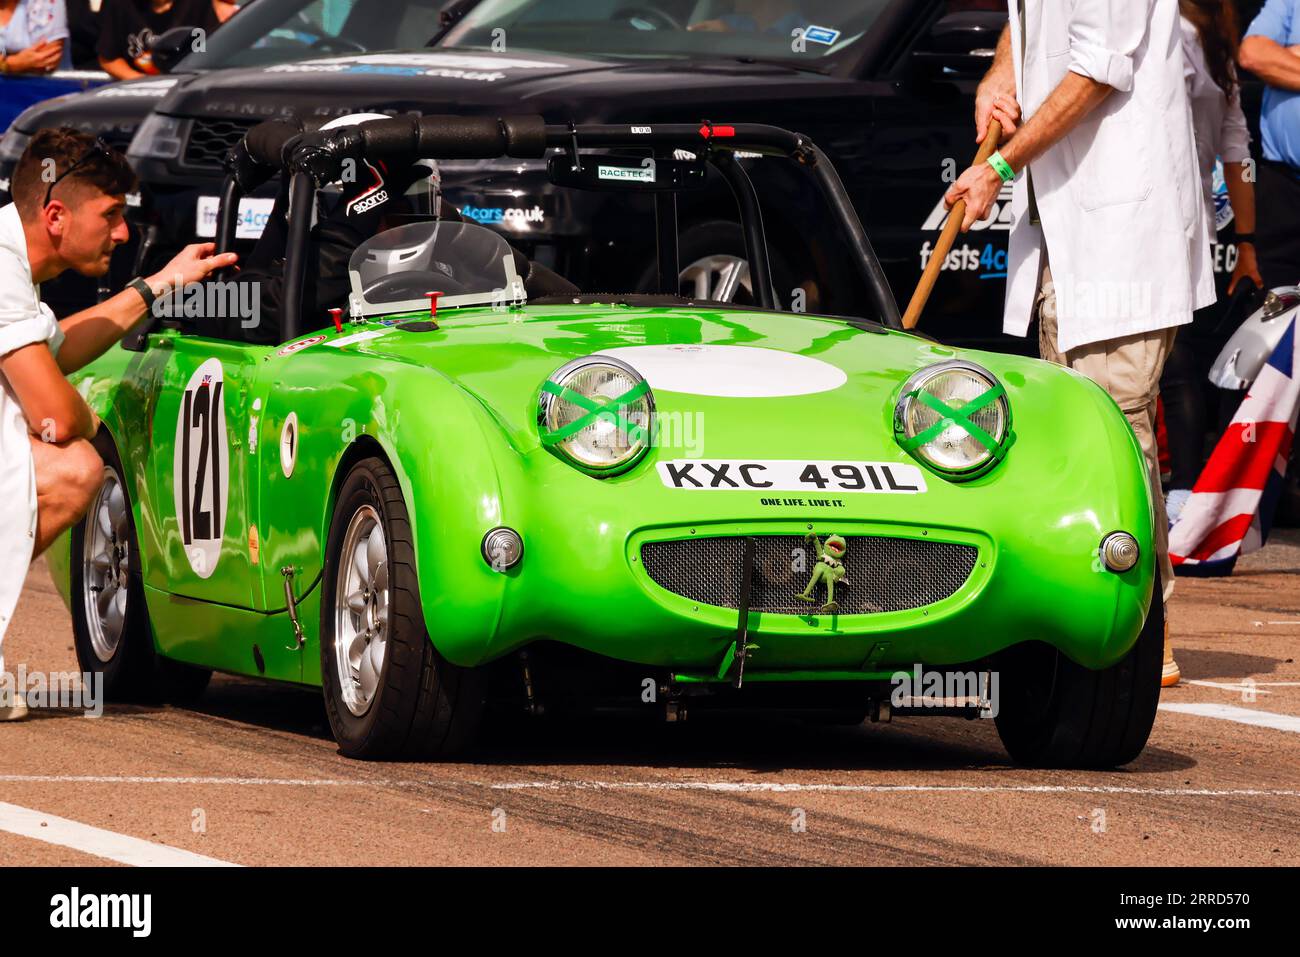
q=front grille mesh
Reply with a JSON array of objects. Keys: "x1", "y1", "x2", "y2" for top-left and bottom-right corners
[
  {"x1": 640, "y1": 535, "x2": 978, "y2": 616},
  {"x1": 184, "y1": 117, "x2": 258, "y2": 169}
]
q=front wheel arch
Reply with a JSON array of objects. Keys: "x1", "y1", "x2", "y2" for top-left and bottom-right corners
[
  {"x1": 319, "y1": 454, "x2": 486, "y2": 758},
  {"x1": 318, "y1": 386, "x2": 514, "y2": 670},
  {"x1": 323, "y1": 434, "x2": 393, "y2": 548}
]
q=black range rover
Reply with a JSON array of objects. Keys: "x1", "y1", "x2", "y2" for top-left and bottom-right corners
[
  {"x1": 8, "y1": 0, "x2": 1266, "y2": 353},
  {"x1": 121, "y1": 0, "x2": 1021, "y2": 349},
  {"x1": 0, "y1": 0, "x2": 472, "y2": 313}
]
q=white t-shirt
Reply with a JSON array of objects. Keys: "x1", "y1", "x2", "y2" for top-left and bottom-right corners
[
  {"x1": 0, "y1": 201, "x2": 63, "y2": 655},
  {"x1": 1179, "y1": 14, "x2": 1252, "y2": 240}
]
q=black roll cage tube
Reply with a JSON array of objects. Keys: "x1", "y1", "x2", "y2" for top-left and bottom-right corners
[{"x1": 209, "y1": 119, "x2": 901, "y2": 343}]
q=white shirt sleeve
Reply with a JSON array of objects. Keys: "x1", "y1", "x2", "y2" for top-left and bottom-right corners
[
  {"x1": 0, "y1": 249, "x2": 59, "y2": 360},
  {"x1": 1219, "y1": 80, "x2": 1253, "y2": 165},
  {"x1": 1178, "y1": 16, "x2": 1199, "y2": 87},
  {"x1": 1067, "y1": 0, "x2": 1157, "y2": 93},
  {"x1": 29, "y1": 0, "x2": 71, "y2": 44}
]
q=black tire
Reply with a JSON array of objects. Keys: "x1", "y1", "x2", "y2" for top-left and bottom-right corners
[
  {"x1": 993, "y1": 574, "x2": 1164, "y2": 768},
  {"x1": 70, "y1": 432, "x2": 212, "y2": 704},
  {"x1": 320, "y1": 456, "x2": 485, "y2": 759},
  {"x1": 807, "y1": 709, "x2": 869, "y2": 726},
  {"x1": 637, "y1": 220, "x2": 798, "y2": 307}
]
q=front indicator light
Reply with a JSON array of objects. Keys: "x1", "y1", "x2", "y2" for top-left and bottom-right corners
[
  {"x1": 1099, "y1": 532, "x2": 1140, "y2": 572},
  {"x1": 482, "y1": 527, "x2": 524, "y2": 571}
]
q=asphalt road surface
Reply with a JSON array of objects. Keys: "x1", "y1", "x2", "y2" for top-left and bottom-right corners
[{"x1": 2, "y1": 537, "x2": 1299, "y2": 867}]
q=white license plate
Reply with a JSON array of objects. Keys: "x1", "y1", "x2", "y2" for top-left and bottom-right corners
[
  {"x1": 195, "y1": 195, "x2": 276, "y2": 240},
  {"x1": 656, "y1": 459, "x2": 927, "y2": 493}
]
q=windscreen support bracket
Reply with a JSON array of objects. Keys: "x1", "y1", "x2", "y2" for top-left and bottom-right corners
[
  {"x1": 214, "y1": 174, "x2": 242, "y2": 278},
  {"x1": 653, "y1": 177, "x2": 679, "y2": 296},
  {"x1": 713, "y1": 152, "x2": 775, "y2": 310},
  {"x1": 281, "y1": 170, "x2": 316, "y2": 342},
  {"x1": 566, "y1": 121, "x2": 582, "y2": 172}
]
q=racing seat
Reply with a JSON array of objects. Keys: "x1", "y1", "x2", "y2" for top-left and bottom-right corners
[{"x1": 193, "y1": 119, "x2": 578, "y2": 344}]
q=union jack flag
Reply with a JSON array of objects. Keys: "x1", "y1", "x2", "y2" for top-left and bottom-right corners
[{"x1": 1170, "y1": 319, "x2": 1299, "y2": 575}]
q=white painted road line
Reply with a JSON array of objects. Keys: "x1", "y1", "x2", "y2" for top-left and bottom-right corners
[
  {"x1": 1159, "y1": 702, "x2": 1300, "y2": 734},
  {"x1": 0, "y1": 801, "x2": 240, "y2": 867},
  {"x1": 0, "y1": 775, "x2": 383, "y2": 786},
  {"x1": 7, "y1": 775, "x2": 1298, "y2": 799},
  {"x1": 1186, "y1": 680, "x2": 1273, "y2": 695},
  {"x1": 1185, "y1": 680, "x2": 1300, "y2": 694},
  {"x1": 489, "y1": 782, "x2": 1300, "y2": 796}
]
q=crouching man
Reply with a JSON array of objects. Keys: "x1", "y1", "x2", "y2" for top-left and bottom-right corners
[{"x1": 0, "y1": 128, "x2": 236, "y2": 720}]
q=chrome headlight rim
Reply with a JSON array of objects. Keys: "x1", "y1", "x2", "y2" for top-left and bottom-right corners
[
  {"x1": 894, "y1": 359, "x2": 1014, "y2": 480},
  {"x1": 537, "y1": 355, "x2": 655, "y2": 477}
]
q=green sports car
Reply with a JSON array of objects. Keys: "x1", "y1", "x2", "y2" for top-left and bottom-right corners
[{"x1": 48, "y1": 116, "x2": 1163, "y2": 767}]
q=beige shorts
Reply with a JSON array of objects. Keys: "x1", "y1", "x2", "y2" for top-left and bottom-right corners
[{"x1": 1035, "y1": 260, "x2": 1176, "y2": 604}]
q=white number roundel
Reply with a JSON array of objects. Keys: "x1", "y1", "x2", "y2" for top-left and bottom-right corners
[{"x1": 173, "y1": 358, "x2": 230, "y2": 579}]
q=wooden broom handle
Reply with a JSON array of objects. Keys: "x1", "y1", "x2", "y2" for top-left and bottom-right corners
[{"x1": 901, "y1": 121, "x2": 1004, "y2": 330}]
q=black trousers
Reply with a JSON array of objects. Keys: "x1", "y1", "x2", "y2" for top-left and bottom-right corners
[
  {"x1": 1257, "y1": 160, "x2": 1300, "y2": 290},
  {"x1": 1160, "y1": 309, "x2": 1244, "y2": 489}
]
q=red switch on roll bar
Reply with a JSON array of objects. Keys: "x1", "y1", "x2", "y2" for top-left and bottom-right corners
[{"x1": 328, "y1": 307, "x2": 343, "y2": 334}]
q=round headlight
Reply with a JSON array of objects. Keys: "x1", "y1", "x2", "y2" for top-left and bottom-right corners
[
  {"x1": 538, "y1": 356, "x2": 654, "y2": 475},
  {"x1": 895, "y1": 360, "x2": 1012, "y2": 477}
]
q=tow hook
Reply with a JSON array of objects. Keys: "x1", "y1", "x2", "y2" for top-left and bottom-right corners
[
  {"x1": 519, "y1": 650, "x2": 543, "y2": 716},
  {"x1": 281, "y1": 566, "x2": 306, "y2": 651},
  {"x1": 977, "y1": 670, "x2": 995, "y2": 719}
]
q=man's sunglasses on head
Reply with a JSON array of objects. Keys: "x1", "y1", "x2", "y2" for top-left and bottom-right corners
[{"x1": 44, "y1": 137, "x2": 115, "y2": 207}]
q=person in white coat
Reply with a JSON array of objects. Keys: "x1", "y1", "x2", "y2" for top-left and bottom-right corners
[
  {"x1": 1159, "y1": 0, "x2": 1260, "y2": 686},
  {"x1": 943, "y1": 0, "x2": 1215, "y2": 687}
]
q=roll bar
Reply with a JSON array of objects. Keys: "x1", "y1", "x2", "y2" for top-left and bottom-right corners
[{"x1": 216, "y1": 116, "x2": 902, "y2": 341}]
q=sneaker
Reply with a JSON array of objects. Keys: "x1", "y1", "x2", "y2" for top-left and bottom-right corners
[{"x1": 1161, "y1": 620, "x2": 1181, "y2": 688}]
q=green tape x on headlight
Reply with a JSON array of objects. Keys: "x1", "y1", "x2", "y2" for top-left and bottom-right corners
[
  {"x1": 894, "y1": 360, "x2": 1014, "y2": 478},
  {"x1": 538, "y1": 356, "x2": 655, "y2": 475}
]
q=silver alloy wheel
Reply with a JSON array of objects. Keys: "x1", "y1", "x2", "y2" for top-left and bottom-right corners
[
  {"x1": 680, "y1": 254, "x2": 751, "y2": 303},
  {"x1": 82, "y1": 468, "x2": 128, "y2": 664},
  {"x1": 333, "y1": 505, "x2": 389, "y2": 717}
]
